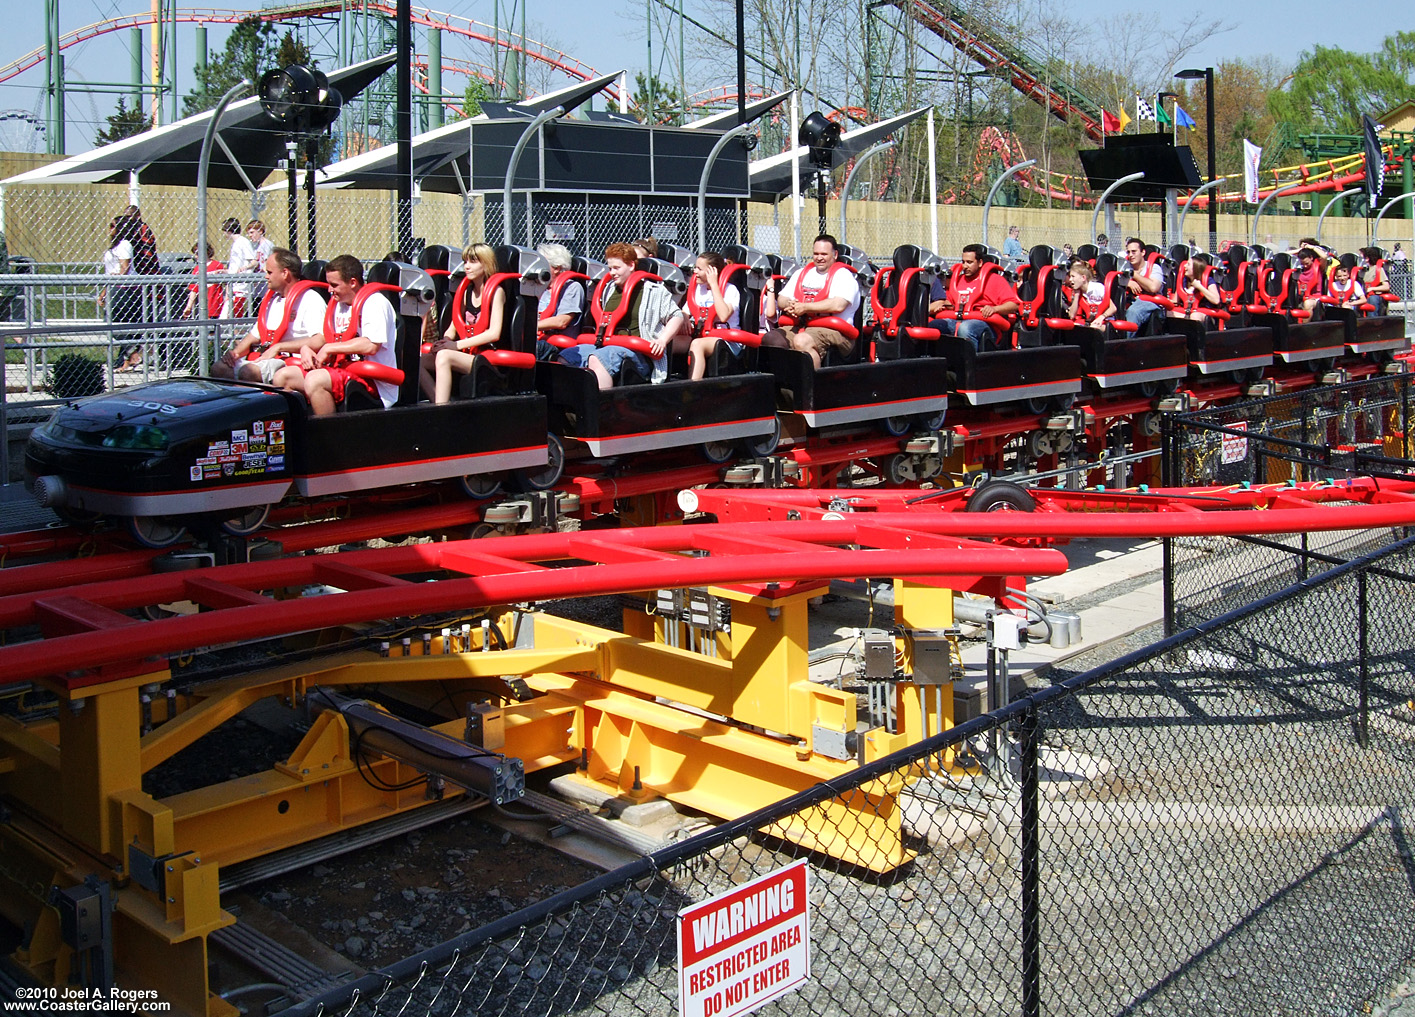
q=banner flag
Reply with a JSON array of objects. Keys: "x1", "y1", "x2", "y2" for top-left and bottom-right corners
[
  {"x1": 1243, "y1": 139, "x2": 1262, "y2": 204},
  {"x1": 1363, "y1": 113, "x2": 1386, "y2": 202}
]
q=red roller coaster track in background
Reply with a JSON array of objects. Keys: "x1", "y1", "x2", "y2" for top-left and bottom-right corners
[
  {"x1": 3, "y1": 1, "x2": 1404, "y2": 207},
  {"x1": 0, "y1": 2, "x2": 615, "y2": 101},
  {"x1": 955, "y1": 126, "x2": 1406, "y2": 208}
]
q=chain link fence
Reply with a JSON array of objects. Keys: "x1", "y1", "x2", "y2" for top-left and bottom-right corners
[
  {"x1": 1161, "y1": 373, "x2": 1415, "y2": 631},
  {"x1": 1162, "y1": 373, "x2": 1413, "y2": 491},
  {"x1": 3, "y1": 180, "x2": 1412, "y2": 489},
  {"x1": 274, "y1": 531, "x2": 1415, "y2": 1017}
]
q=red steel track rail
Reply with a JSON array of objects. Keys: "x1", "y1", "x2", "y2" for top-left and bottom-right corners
[
  {"x1": 7, "y1": 478, "x2": 1415, "y2": 687},
  {"x1": 0, "y1": 520, "x2": 1067, "y2": 687},
  {"x1": 683, "y1": 478, "x2": 1415, "y2": 535}
]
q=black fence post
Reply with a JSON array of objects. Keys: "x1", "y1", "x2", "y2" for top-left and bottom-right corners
[
  {"x1": 1162, "y1": 538, "x2": 1175, "y2": 637},
  {"x1": 1160, "y1": 412, "x2": 1175, "y2": 488},
  {"x1": 1404, "y1": 375, "x2": 1411, "y2": 461},
  {"x1": 1299, "y1": 403, "x2": 1309, "y2": 484},
  {"x1": 1161, "y1": 414, "x2": 1177, "y2": 636},
  {"x1": 1358, "y1": 569, "x2": 1369, "y2": 748},
  {"x1": 1019, "y1": 706, "x2": 1041, "y2": 1017}
]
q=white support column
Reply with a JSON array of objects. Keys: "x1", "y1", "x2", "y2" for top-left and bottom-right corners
[
  {"x1": 927, "y1": 107, "x2": 938, "y2": 253},
  {"x1": 791, "y1": 89, "x2": 801, "y2": 261}
]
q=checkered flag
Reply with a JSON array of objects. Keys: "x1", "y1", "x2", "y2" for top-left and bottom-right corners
[
  {"x1": 1135, "y1": 96, "x2": 1156, "y2": 121},
  {"x1": 1363, "y1": 114, "x2": 1385, "y2": 201}
]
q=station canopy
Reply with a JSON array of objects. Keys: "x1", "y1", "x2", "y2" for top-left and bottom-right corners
[
  {"x1": 307, "y1": 80, "x2": 789, "y2": 199},
  {"x1": 0, "y1": 52, "x2": 398, "y2": 191},
  {"x1": 306, "y1": 70, "x2": 624, "y2": 195}
]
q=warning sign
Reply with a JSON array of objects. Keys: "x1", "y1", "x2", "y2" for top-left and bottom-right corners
[
  {"x1": 1221, "y1": 420, "x2": 1248, "y2": 464},
  {"x1": 678, "y1": 860, "x2": 809, "y2": 1017}
]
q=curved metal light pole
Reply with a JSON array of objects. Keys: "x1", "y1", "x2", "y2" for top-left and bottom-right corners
[
  {"x1": 1250, "y1": 181, "x2": 1305, "y2": 247},
  {"x1": 982, "y1": 159, "x2": 1035, "y2": 251},
  {"x1": 503, "y1": 107, "x2": 563, "y2": 246},
  {"x1": 839, "y1": 140, "x2": 895, "y2": 245},
  {"x1": 698, "y1": 122, "x2": 754, "y2": 252},
  {"x1": 1315, "y1": 186, "x2": 1362, "y2": 246},
  {"x1": 1176, "y1": 178, "x2": 1221, "y2": 249},
  {"x1": 1372, "y1": 189, "x2": 1415, "y2": 243},
  {"x1": 197, "y1": 79, "x2": 250, "y2": 375},
  {"x1": 1092, "y1": 172, "x2": 1145, "y2": 245}
]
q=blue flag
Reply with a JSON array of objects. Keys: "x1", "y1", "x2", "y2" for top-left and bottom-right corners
[{"x1": 1175, "y1": 105, "x2": 1196, "y2": 129}]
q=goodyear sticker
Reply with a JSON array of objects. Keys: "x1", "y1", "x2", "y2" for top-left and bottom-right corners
[{"x1": 191, "y1": 417, "x2": 288, "y2": 482}]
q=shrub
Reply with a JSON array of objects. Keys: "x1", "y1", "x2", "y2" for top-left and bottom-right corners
[{"x1": 47, "y1": 353, "x2": 105, "y2": 399}]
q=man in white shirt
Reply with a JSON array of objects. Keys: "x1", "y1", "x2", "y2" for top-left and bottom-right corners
[
  {"x1": 761, "y1": 233, "x2": 861, "y2": 368},
  {"x1": 302, "y1": 255, "x2": 400, "y2": 415},
  {"x1": 247, "y1": 219, "x2": 275, "y2": 303},
  {"x1": 213, "y1": 248, "x2": 327, "y2": 387},
  {"x1": 222, "y1": 217, "x2": 258, "y2": 318},
  {"x1": 1122, "y1": 237, "x2": 1165, "y2": 330}
]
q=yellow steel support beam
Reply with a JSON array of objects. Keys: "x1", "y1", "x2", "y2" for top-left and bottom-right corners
[
  {"x1": 520, "y1": 674, "x2": 912, "y2": 872},
  {"x1": 895, "y1": 579, "x2": 958, "y2": 740},
  {"x1": 1, "y1": 800, "x2": 237, "y2": 1017},
  {"x1": 720, "y1": 586, "x2": 813, "y2": 736},
  {"x1": 0, "y1": 716, "x2": 62, "y2": 827},
  {"x1": 533, "y1": 587, "x2": 821, "y2": 739},
  {"x1": 138, "y1": 645, "x2": 597, "y2": 772},
  {"x1": 114, "y1": 886, "x2": 237, "y2": 1017},
  {"x1": 59, "y1": 677, "x2": 154, "y2": 858}
]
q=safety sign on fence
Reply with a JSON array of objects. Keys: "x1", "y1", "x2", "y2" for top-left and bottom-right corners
[
  {"x1": 677, "y1": 859, "x2": 810, "y2": 1017},
  {"x1": 1221, "y1": 420, "x2": 1249, "y2": 464}
]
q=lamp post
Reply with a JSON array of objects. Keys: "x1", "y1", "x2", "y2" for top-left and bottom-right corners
[
  {"x1": 799, "y1": 111, "x2": 842, "y2": 237},
  {"x1": 259, "y1": 64, "x2": 343, "y2": 257},
  {"x1": 1175, "y1": 67, "x2": 1216, "y2": 251}
]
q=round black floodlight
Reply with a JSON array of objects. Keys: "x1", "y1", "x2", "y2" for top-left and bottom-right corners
[
  {"x1": 259, "y1": 65, "x2": 319, "y2": 128},
  {"x1": 308, "y1": 85, "x2": 344, "y2": 131},
  {"x1": 798, "y1": 111, "x2": 843, "y2": 169}
]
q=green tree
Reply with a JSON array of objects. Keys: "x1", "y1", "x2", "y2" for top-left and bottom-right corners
[
  {"x1": 1267, "y1": 35, "x2": 1414, "y2": 135},
  {"x1": 95, "y1": 97, "x2": 148, "y2": 147},
  {"x1": 186, "y1": 22, "x2": 333, "y2": 167},
  {"x1": 457, "y1": 79, "x2": 494, "y2": 120},
  {"x1": 275, "y1": 30, "x2": 313, "y2": 72},
  {"x1": 271, "y1": 32, "x2": 334, "y2": 169},
  {"x1": 184, "y1": 16, "x2": 279, "y2": 117},
  {"x1": 629, "y1": 72, "x2": 684, "y2": 126}
]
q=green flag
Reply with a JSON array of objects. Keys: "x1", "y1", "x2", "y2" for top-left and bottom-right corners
[{"x1": 1156, "y1": 99, "x2": 1172, "y2": 126}]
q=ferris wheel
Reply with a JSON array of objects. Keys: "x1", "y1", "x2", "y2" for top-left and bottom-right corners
[{"x1": 0, "y1": 109, "x2": 45, "y2": 154}]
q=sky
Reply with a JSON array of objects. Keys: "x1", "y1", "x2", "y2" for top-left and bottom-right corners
[{"x1": 0, "y1": 0, "x2": 1400, "y2": 156}]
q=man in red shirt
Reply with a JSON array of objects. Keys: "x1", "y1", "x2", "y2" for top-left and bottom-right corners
[{"x1": 928, "y1": 244, "x2": 1019, "y2": 349}]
